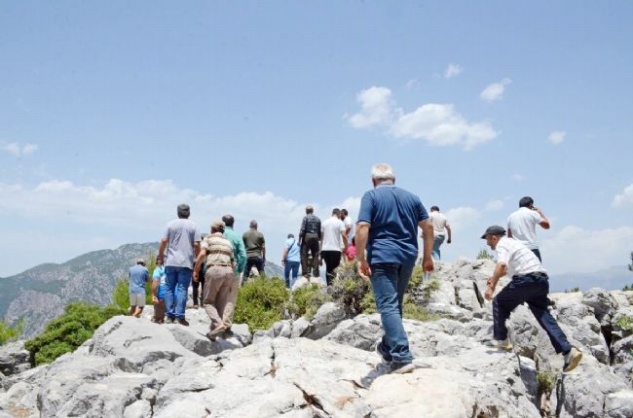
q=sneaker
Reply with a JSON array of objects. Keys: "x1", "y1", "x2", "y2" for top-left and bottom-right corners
[
  {"x1": 563, "y1": 347, "x2": 582, "y2": 372},
  {"x1": 193, "y1": 304, "x2": 199, "y2": 309},
  {"x1": 176, "y1": 318, "x2": 190, "y2": 326},
  {"x1": 483, "y1": 339, "x2": 513, "y2": 351},
  {"x1": 164, "y1": 317, "x2": 175, "y2": 324},
  {"x1": 390, "y1": 362, "x2": 415, "y2": 374},
  {"x1": 375, "y1": 342, "x2": 392, "y2": 362}
]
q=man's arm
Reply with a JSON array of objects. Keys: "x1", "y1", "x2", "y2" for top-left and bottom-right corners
[
  {"x1": 236, "y1": 239, "x2": 247, "y2": 273},
  {"x1": 193, "y1": 250, "x2": 206, "y2": 283},
  {"x1": 507, "y1": 228, "x2": 513, "y2": 238},
  {"x1": 158, "y1": 238, "x2": 168, "y2": 263},
  {"x1": 418, "y1": 219, "x2": 434, "y2": 272},
  {"x1": 281, "y1": 247, "x2": 289, "y2": 265},
  {"x1": 341, "y1": 230, "x2": 348, "y2": 250},
  {"x1": 533, "y1": 207, "x2": 550, "y2": 230},
  {"x1": 298, "y1": 217, "x2": 307, "y2": 244},
  {"x1": 355, "y1": 222, "x2": 371, "y2": 280},
  {"x1": 484, "y1": 262, "x2": 508, "y2": 301},
  {"x1": 446, "y1": 223, "x2": 452, "y2": 244}
]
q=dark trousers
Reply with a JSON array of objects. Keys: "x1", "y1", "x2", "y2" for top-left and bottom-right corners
[
  {"x1": 245, "y1": 256, "x2": 265, "y2": 278},
  {"x1": 192, "y1": 264, "x2": 206, "y2": 306},
  {"x1": 493, "y1": 272, "x2": 571, "y2": 354},
  {"x1": 321, "y1": 250, "x2": 342, "y2": 286},
  {"x1": 300, "y1": 233, "x2": 320, "y2": 277}
]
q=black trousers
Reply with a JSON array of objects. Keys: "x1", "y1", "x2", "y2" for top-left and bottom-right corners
[
  {"x1": 321, "y1": 250, "x2": 342, "y2": 286},
  {"x1": 300, "y1": 233, "x2": 320, "y2": 277}
]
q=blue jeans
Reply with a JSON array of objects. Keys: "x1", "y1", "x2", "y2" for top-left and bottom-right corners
[
  {"x1": 165, "y1": 266, "x2": 192, "y2": 320},
  {"x1": 432, "y1": 235, "x2": 445, "y2": 260},
  {"x1": 284, "y1": 261, "x2": 300, "y2": 288},
  {"x1": 370, "y1": 263, "x2": 414, "y2": 364},
  {"x1": 493, "y1": 272, "x2": 571, "y2": 354}
]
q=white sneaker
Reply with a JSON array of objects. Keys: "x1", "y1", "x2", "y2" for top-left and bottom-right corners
[
  {"x1": 483, "y1": 339, "x2": 513, "y2": 351},
  {"x1": 563, "y1": 347, "x2": 582, "y2": 372}
]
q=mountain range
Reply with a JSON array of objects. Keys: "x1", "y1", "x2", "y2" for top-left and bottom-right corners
[{"x1": 0, "y1": 242, "x2": 283, "y2": 339}]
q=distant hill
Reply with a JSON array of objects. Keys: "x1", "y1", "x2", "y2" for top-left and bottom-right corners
[
  {"x1": 0, "y1": 242, "x2": 284, "y2": 339},
  {"x1": 549, "y1": 265, "x2": 632, "y2": 292}
]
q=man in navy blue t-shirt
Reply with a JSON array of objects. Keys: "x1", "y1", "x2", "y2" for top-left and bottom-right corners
[{"x1": 356, "y1": 163, "x2": 434, "y2": 374}]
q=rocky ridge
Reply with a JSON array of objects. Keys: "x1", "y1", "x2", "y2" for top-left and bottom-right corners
[{"x1": 1, "y1": 258, "x2": 633, "y2": 418}]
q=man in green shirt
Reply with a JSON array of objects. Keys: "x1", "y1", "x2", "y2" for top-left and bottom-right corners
[
  {"x1": 222, "y1": 214, "x2": 247, "y2": 331},
  {"x1": 242, "y1": 219, "x2": 266, "y2": 280}
]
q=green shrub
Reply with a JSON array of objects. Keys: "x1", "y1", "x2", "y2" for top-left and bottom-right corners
[
  {"x1": 476, "y1": 248, "x2": 494, "y2": 260},
  {"x1": 402, "y1": 296, "x2": 439, "y2": 321},
  {"x1": 537, "y1": 370, "x2": 556, "y2": 396},
  {"x1": 286, "y1": 284, "x2": 331, "y2": 320},
  {"x1": 0, "y1": 318, "x2": 24, "y2": 345},
  {"x1": 331, "y1": 263, "x2": 372, "y2": 316},
  {"x1": 24, "y1": 302, "x2": 126, "y2": 365},
  {"x1": 422, "y1": 277, "x2": 441, "y2": 300},
  {"x1": 615, "y1": 315, "x2": 633, "y2": 331},
  {"x1": 234, "y1": 277, "x2": 289, "y2": 331}
]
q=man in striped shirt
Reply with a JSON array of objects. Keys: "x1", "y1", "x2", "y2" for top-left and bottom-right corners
[{"x1": 194, "y1": 220, "x2": 235, "y2": 340}]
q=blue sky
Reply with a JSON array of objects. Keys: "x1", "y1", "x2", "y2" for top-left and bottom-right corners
[{"x1": 1, "y1": 1, "x2": 632, "y2": 278}]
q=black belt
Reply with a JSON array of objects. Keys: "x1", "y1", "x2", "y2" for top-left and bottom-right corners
[
  {"x1": 207, "y1": 263, "x2": 231, "y2": 267},
  {"x1": 513, "y1": 271, "x2": 548, "y2": 280}
]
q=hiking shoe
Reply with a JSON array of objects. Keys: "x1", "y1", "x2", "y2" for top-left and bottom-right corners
[
  {"x1": 375, "y1": 342, "x2": 392, "y2": 362},
  {"x1": 563, "y1": 347, "x2": 582, "y2": 372},
  {"x1": 193, "y1": 304, "x2": 199, "y2": 309},
  {"x1": 164, "y1": 317, "x2": 175, "y2": 324},
  {"x1": 390, "y1": 362, "x2": 415, "y2": 374},
  {"x1": 176, "y1": 318, "x2": 190, "y2": 326},
  {"x1": 483, "y1": 339, "x2": 513, "y2": 351},
  {"x1": 208, "y1": 325, "x2": 227, "y2": 339}
]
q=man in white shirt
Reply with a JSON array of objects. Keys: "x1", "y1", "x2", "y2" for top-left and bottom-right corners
[
  {"x1": 428, "y1": 206, "x2": 452, "y2": 260},
  {"x1": 340, "y1": 209, "x2": 355, "y2": 247},
  {"x1": 481, "y1": 225, "x2": 582, "y2": 373},
  {"x1": 507, "y1": 196, "x2": 550, "y2": 262},
  {"x1": 320, "y1": 208, "x2": 348, "y2": 286}
]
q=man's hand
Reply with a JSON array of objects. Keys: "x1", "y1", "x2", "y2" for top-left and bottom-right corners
[
  {"x1": 281, "y1": 258, "x2": 286, "y2": 266},
  {"x1": 357, "y1": 259, "x2": 372, "y2": 281},
  {"x1": 152, "y1": 295, "x2": 159, "y2": 304},
  {"x1": 193, "y1": 271, "x2": 199, "y2": 283},
  {"x1": 447, "y1": 238, "x2": 452, "y2": 244},
  {"x1": 421, "y1": 256, "x2": 434, "y2": 273},
  {"x1": 484, "y1": 285, "x2": 494, "y2": 301}
]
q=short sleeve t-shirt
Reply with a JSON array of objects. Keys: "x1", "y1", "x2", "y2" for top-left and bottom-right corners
[
  {"x1": 321, "y1": 217, "x2": 346, "y2": 251},
  {"x1": 429, "y1": 211, "x2": 448, "y2": 236},
  {"x1": 152, "y1": 265, "x2": 167, "y2": 300},
  {"x1": 164, "y1": 218, "x2": 199, "y2": 269},
  {"x1": 129, "y1": 264, "x2": 149, "y2": 294},
  {"x1": 344, "y1": 217, "x2": 355, "y2": 243},
  {"x1": 243, "y1": 229, "x2": 265, "y2": 258},
  {"x1": 495, "y1": 237, "x2": 545, "y2": 277},
  {"x1": 507, "y1": 207, "x2": 543, "y2": 250},
  {"x1": 357, "y1": 184, "x2": 428, "y2": 265}
]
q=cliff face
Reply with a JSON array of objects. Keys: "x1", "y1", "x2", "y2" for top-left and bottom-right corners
[
  {"x1": 0, "y1": 242, "x2": 284, "y2": 339},
  {"x1": 1, "y1": 258, "x2": 633, "y2": 418}
]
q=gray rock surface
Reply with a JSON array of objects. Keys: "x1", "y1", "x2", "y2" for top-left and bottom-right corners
[
  {"x1": 3, "y1": 258, "x2": 633, "y2": 418},
  {"x1": 0, "y1": 341, "x2": 30, "y2": 376}
]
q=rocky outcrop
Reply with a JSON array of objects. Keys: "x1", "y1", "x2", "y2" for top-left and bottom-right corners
[{"x1": 2, "y1": 258, "x2": 633, "y2": 417}]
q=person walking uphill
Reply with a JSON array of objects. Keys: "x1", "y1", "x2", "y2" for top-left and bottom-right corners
[
  {"x1": 356, "y1": 163, "x2": 434, "y2": 374},
  {"x1": 299, "y1": 205, "x2": 321, "y2": 278},
  {"x1": 243, "y1": 220, "x2": 266, "y2": 279},
  {"x1": 507, "y1": 196, "x2": 550, "y2": 262},
  {"x1": 428, "y1": 206, "x2": 452, "y2": 260},
  {"x1": 158, "y1": 204, "x2": 200, "y2": 326},
  {"x1": 221, "y1": 214, "x2": 246, "y2": 331},
  {"x1": 321, "y1": 208, "x2": 347, "y2": 286},
  {"x1": 194, "y1": 220, "x2": 235, "y2": 341},
  {"x1": 481, "y1": 225, "x2": 582, "y2": 373}
]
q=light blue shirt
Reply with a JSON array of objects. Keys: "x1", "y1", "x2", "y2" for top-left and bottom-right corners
[{"x1": 285, "y1": 238, "x2": 300, "y2": 262}]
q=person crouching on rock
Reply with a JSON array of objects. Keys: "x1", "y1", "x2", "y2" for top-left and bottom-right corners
[
  {"x1": 194, "y1": 220, "x2": 236, "y2": 341},
  {"x1": 481, "y1": 225, "x2": 582, "y2": 373}
]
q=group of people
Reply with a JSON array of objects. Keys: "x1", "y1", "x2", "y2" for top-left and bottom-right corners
[
  {"x1": 282, "y1": 206, "x2": 356, "y2": 288},
  {"x1": 128, "y1": 162, "x2": 582, "y2": 375}
]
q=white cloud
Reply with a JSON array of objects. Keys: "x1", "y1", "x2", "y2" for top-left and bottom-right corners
[
  {"x1": 485, "y1": 200, "x2": 504, "y2": 211},
  {"x1": 444, "y1": 64, "x2": 463, "y2": 79},
  {"x1": 347, "y1": 87, "x2": 498, "y2": 150},
  {"x1": 444, "y1": 207, "x2": 480, "y2": 231},
  {"x1": 548, "y1": 131, "x2": 566, "y2": 145},
  {"x1": 480, "y1": 78, "x2": 512, "y2": 102},
  {"x1": 612, "y1": 183, "x2": 633, "y2": 208},
  {"x1": 1, "y1": 141, "x2": 38, "y2": 157},
  {"x1": 540, "y1": 225, "x2": 633, "y2": 274},
  {"x1": 0, "y1": 179, "x2": 363, "y2": 276},
  {"x1": 346, "y1": 87, "x2": 396, "y2": 129}
]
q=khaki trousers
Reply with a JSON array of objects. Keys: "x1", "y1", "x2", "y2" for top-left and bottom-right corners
[{"x1": 203, "y1": 265, "x2": 235, "y2": 329}]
